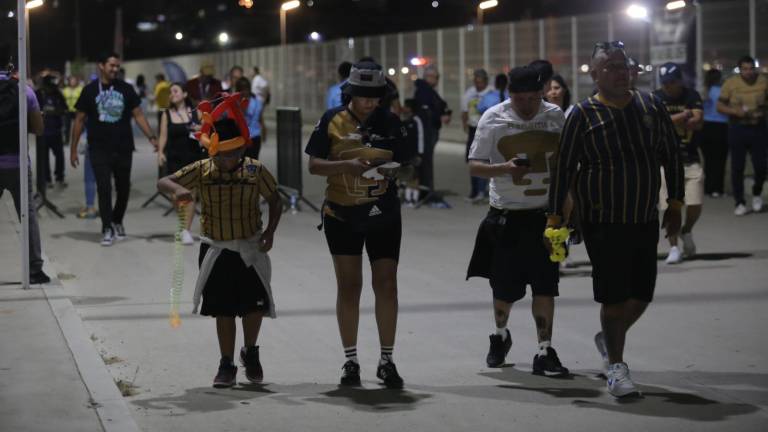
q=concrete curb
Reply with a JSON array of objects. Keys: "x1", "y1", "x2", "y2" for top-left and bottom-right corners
[{"x1": 42, "y1": 283, "x2": 141, "y2": 432}]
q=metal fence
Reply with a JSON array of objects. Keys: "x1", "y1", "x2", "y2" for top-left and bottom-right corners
[{"x1": 120, "y1": 0, "x2": 766, "y2": 142}]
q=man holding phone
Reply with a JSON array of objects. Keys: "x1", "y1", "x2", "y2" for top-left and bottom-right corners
[{"x1": 466, "y1": 65, "x2": 569, "y2": 377}]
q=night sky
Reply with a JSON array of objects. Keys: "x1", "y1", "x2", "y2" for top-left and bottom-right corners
[{"x1": 0, "y1": 0, "x2": 723, "y2": 72}]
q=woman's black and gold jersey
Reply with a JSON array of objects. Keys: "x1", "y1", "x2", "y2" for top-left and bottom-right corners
[
  {"x1": 173, "y1": 157, "x2": 277, "y2": 241},
  {"x1": 305, "y1": 106, "x2": 408, "y2": 208}
]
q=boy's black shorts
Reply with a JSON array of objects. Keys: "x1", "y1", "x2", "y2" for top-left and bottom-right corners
[{"x1": 322, "y1": 201, "x2": 402, "y2": 263}]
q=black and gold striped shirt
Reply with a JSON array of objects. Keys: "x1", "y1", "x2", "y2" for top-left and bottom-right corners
[
  {"x1": 549, "y1": 91, "x2": 684, "y2": 224},
  {"x1": 173, "y1": 157, "x2": 277, "y2": 241}
]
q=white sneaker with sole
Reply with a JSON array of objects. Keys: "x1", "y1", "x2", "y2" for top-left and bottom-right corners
[
  {"x1": 607, "y1": 362, "x2": 641, "y2": 398},
  {"x1": 734, "y1": 204, "x2": 748, "y2": 216},
  {"x1": 665, "y1": 246, "x2": 682, "y2": 264},
  {"x1": 753, "y1": 196, "x2": 763, "y2": 213},
  {"x1": 681, "y1": 232, "x2": 696, "y2": 257},
  {"x1": 594, "y1": 332, "x2": 610, "y2": 377},
  {"x1": 180, "y1": 229, "x2": 194, "y2": 245},
  {"x1": 100, "y1": 228, "x2": 115, "y2": 247}
]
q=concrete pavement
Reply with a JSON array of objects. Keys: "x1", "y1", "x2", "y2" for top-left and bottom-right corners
[{"x1": 2, "y1": 133, "x2": 767, "y2": 431}]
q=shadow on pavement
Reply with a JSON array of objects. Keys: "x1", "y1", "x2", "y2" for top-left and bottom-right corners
[
  {"x1": 132, "y1": 382, "x2": 432, "y2": 414},
  {"x1": 427, "y1": 367, "x2": 764, "y2": 422}
]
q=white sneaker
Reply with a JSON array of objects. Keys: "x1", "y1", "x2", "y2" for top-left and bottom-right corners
[
  {"x1": 665, "y1": 246, "x2": 683, "y2": 264},
  {"x1": 180, "y1": 229, "x2": 194, "y2": 245},
  {"x1": 734, "y1": 204, "x2": 748, "y2": 216},
  {"x1": 681, "y1": 232, "x2": 696, "y2": 257},
  {"x1": 594, "y1": 332, "x2": 610, "y2": 377},
  {"x1": 607, "y1": 362, "x2": 641, "y2": 398},
  {"x1": 752, "y1": 196, "x2": 763, "y2": 213},
  {"x1": 100, "y1": 228, "x2": 115, "y2": 247}
]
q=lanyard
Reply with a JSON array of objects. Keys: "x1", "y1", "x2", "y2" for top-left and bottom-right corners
[{"x1": 96, "y1": 80, "x2": 114, "y2": 104}]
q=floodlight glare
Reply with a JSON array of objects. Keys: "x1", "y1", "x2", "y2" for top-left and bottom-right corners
[
  {"x1": 479, "y1": 0, "x2": 498, "y2": 10},
  {"x1": 626, "y1": 4, "x2": 648, "y2": 19},
  {"x1": 218, "y1": 32, "x2": 229, "y2": 44},
  {"x1": 666, "y1": 1, "x2": 686, "y2": 11},
  {"x1": 25, "y1": 0, "x2": 44, "y2": 9},
  {"x1": 281, "y1": 0, "x2": 300, "y2": 11},
  {"x1": 175, "y1": 32, "x2": 183, "y2": 40},
  {"x1": 309, "y1": 31, "x2": 320, "y2": 41}
]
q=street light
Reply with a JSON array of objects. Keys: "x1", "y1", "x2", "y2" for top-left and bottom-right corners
[
  {"x1": 666, "y1": 1, "x2": 686, "y2": 10},
  {"x1": 280, "y1": 0, "x2": 300, "y2": 46},
  {"x1": 477, "y1": 0, "x2": 498, "y2": 27},
  {"x1": 626, "y1": 4, "x2": 649, "y2": 19},
  {"x1": 218, "y1": 31, "x2": 229, "y2": 45},
  {"x1": 25, "y1": 0, "x2": 43, "y2": 8},
  {"x1": 175, "y1": 32, "x2": 183, "y2": 40}
]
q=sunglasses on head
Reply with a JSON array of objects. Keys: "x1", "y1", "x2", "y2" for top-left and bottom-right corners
[{"x1": 592, "y1": 41, "x2": 626, "y2": 58}]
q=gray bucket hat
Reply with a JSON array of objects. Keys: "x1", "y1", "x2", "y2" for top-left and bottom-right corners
[{"x1": 341, "y1": 61, "x2": 387, "y2": 98}]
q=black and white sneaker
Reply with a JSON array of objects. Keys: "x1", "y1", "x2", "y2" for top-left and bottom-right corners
[
  {"x1": 532, "y1": 347, "x2": 570, "y2": 377},
  {"x1": 486, "y1": 330, "x2": 512, "y2": 368},
  {"x1": 239, "y1": 346, "x2": 263, "y2": 383},
  {"x1": 213, "y1": 358, "x2": 237, "y2": 388},
  {"x1": 100, "y1": 227, "x2": 115, "y2": 247},
  {"x1": 376, "y1": 361, "x2": 404, "y2": 389},
  {"x1": 340, "y1": 360, "x2": 361, "y2": 386},
  {"x1": 113, "y1": 223, "x2": 126, "y2": 240}
]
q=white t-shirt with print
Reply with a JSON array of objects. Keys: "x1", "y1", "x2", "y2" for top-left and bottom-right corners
[
  {"x1": 461, "y1": 86, "x2": 492, "y2": 128},
  {"x1": 468, "y1": 100, "x2": 565, "y2": 210}
]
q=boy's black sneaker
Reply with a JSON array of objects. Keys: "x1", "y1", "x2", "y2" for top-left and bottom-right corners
[
  {"x1": 213, "y1": 358, "x2": 237, "y2": 388},
  {"x1": 340, "y1": 360, "x2": 361, "y2": 386},
  {"x1": 532, "y1": 347, "x2": 570, "y2": 377},
  {"x1": 486, "y1": 329, "x2": 512, "y2": 367},
  {"x1": 29, "y1": 270, "x2": 51, "y2": 285},
  {"x1": 376, "y1": 361, "x2": 404, "y2": 389},
  {"x1": 239, "y1": 346, "x2": 263, "y2": 383}
]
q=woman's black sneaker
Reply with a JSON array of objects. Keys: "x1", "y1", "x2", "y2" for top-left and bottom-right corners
[
  {"x1": 213, "y1": 358, "x2": 237, "y2": 388},
  {"x1": 376, "y1": 361, "x2": 404, "y2": 389},
  {"x1": 340, "y1": 360, "x2": 361, "y2": 386},
  {"x1": 532, "y1": 347, "x2": 570, "y2": 377},
  {"x1": 240, "y1": 346, "x2": 263, "y2": 383},
  {"x1": 486, "y1": 329, "x2": 512, "y2": 367}
]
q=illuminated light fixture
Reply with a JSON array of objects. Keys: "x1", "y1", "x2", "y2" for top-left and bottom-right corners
[
  {"x1": 410, "y1": 57, "x2": 427, "y2": 67},
  {"x1": 7, "y1": 10, "x2": 14, "y2": 17},
  {"x1": 25, "y1": 0, "x2": 44, "y2": 9},
  {"x1": 432, "y1": 1, "x2": 439, "y2": 7},
  {"x1": 388, "y1": 68, "x2": 396, "y2": 76},
  {"x1": 580, "y1": 64, "x2": 590, "y2": 73},
  {"x1": 401, "y1": 66, "x2": 410, "y2": 74},
  {"x1": 645, "y1": 65, "x2": 653, "y2": 72},
  {"x1": 309, "y1": 31, "x2": 320, "y2": 41},
  {"x1": 626, "y1": 4, "x2": 648, "y2": 19},
  {"x1": 137, "y1": 21, "x2": 158, "y2": 32},
  {"x1": 281, "y1": 0, "x2": 300, "y2": 11},
  {"x1": 665, "y1": 1, "x2": 686, "y2": 11},
  {"x1": 175, "y1": 32, "x2": 183, "y2": 40},
  {"x1": 238, "y1": 0, "x2": 254, "y2": 8},
  {"x1": 218, "y1": 31, "x2": 230, "y2": 44},
  {"x1": 478, "y1": 0, "x2": 498, "y2": 10},
  {"x1": 157, "y1": 14, "x2": 166, "y2": 22}
]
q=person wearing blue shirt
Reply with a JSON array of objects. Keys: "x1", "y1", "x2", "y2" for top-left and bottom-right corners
[
  {"x1": 700, "y1": 69, "x2": 729, "y2": 197},
  {"x1": 326, "y1": 61, "x2": 352, "y2": 110},
  {"x1": 235, "y1": 77, "x2": 266, "y2": 160},
  {"x1": 477, "y1": 74, "x2": 509, "y2": 115}
]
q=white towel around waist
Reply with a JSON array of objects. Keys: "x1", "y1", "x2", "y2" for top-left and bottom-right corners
[{"x1": 192, "y1": 233, "x2": 276, "y2": 318}]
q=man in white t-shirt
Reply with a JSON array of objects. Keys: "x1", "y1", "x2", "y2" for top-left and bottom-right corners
[
  {"x1": 251, "y1": 67, "x2": 270, "y2": 105},
  {"x1": 466, "y1": 65, "x2": 569, "y2": 377},
  {"x1": 462, "y1": 69, "x2": 492, "y2": 202}
]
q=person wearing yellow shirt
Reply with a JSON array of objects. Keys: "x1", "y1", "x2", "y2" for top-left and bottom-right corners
[
  {"x1": 153, "y1": 73, "x2": 171, "y2": 131},
  {"x1": 61, "y1": 75, "x2": 82, "y2": 145}
]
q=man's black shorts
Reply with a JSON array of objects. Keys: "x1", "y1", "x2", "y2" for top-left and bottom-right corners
[
  {"x1": 467, "y1": 207, "x2": 559, "y2": 302},
  {"x1": 323, "y1": 204, "x2": 402, "y2": 263},
  {"x1": 582, "y1": 221, "x2": 659, "y2": 304}
]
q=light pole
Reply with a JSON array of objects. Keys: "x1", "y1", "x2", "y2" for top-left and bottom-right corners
[
  {"x1": 280, "y1": 0, "x2": 300, "y2": 46},
  {"x1": 477, "y1": 0, "x2": 498, "y2": 27}
]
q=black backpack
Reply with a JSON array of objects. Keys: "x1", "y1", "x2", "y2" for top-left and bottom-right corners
[{"x1": 0, "y1": 78, "x2": 20, "y2": 155}]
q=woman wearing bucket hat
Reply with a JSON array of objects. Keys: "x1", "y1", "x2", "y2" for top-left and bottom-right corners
[{"x1": 306, "y1": 61, "x2": 412, "y2": 388}]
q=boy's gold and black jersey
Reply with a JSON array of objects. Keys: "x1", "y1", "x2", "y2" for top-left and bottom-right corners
[
  {"x1": 173, "y1": 157, "x2": 277, "y2": 241},
  {"x1": 305, "y1": 105, "x2": 408, "y2": 211},
  {"x1": 549, "y1": 91, "x2": 684, "y2": 224}
]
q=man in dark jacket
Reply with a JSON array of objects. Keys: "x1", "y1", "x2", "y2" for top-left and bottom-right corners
[{"x1": 413, "y1": 65, "x2": 451, "y2": 196}]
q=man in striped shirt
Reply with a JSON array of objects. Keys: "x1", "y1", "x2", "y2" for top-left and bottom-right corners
[{"x1": 547, "y1": 42, "x2": 684, "y2": 398}]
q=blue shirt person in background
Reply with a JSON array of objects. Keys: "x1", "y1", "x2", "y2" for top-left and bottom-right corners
[
  {"x1": 477, "y1": 74, "x2": 509, "y2": 115},
  {"x1": 235, "y1": 77, "x2": 266, "y2": 160},
  {"x1": 326, "y1": 61, "x2": 352, "y2": 109}
]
